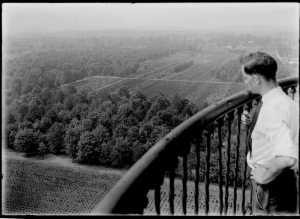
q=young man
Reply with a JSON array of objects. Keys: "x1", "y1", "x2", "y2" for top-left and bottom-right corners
[{"x1": 240, "y1": 52, "x2": 299, "y2": 215}]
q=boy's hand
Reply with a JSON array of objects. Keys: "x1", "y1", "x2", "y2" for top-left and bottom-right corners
[
  {"x1": 241, "y1": 110, "x2": 252, "y2": 125},
  {"x1": 250, "y1": 163, "x2": 270, "y2": 184}
]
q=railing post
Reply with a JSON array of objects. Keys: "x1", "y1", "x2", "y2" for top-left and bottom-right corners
[
  {"x1": 194, "y1": 132, "x2": 202, "y2": 215},
  {"x1": 152, "y1": 166, "x2": 166, "y2": 215},
  {"x1": 204, "y1": 127, "x2": 212, "y2": 215},
  {"x1": 290, "y1": 85, "x2": 297, "y2": 100},
  {"x1": 233, "y1": 107, "x2": 243, "y2": 214},
  {"x1": 182, "y1": 152, "x2": 188, "y2": 215},
  {"x1": 216, "y1": 119, "x2": 224, "y2": 215},
  {"x1": 155, "y1": 184, "x2": 161, "y2": 215},
  {"x1": 168, "y1": 157, "x2": 177, "y2": 215},
  {"x1": 224, "y1": 112, "x2": 234, "y2": 215},
  {"x1": 169, "y1": 168, "x2": 175, "y2": 215},
  {"x1": 241, "y1": 103, "x2": 252, "y2": 215}
]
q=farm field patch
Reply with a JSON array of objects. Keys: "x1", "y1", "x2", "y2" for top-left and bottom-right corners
[
  {"x1": 3, "y1": 151, "x2": 250, "y2": 215},
  {"x1": 3, "y1": 151, "x2": 124, "y2": 215}
]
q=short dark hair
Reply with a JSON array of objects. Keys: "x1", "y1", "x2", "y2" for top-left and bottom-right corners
[{"x1": 241, "y1": 52, "x2": 277, "y2": 81}]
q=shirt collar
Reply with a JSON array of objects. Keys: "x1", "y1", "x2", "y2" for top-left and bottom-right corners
[{"x1": 262, "y1": 86, "x2": 282, "y2": 103}]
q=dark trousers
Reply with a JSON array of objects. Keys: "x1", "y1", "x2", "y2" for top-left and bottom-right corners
[{"x1": 251, "y1": 168, "x2": 298, "y2": 215}]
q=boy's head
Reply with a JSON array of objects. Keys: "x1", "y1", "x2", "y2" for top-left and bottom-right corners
[
  {"x1": 241, "y1": 52, "x2": 277, "y2": 81},
  {"x1": 241, "y1": 52, "x2": 277, "y2": 94}
]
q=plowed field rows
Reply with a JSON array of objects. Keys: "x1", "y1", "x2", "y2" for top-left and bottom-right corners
[{"x1": 3, "y1": 151, "x2": 250, "y2": 215}]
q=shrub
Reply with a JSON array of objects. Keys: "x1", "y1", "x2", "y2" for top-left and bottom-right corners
[
  {"x1": 64, "y1": 125, "x2": 83, "y2": 161},
  {"x1": 110, "y1": 137, "x2": 133, "y2": 168},
  {"x1": 77, "y1": 131, "x2": 101, "y2": 165},
  {"x1": 38, "y1": 142, "x2": 48, "y2": 158},
  {"x1": 47, "y1": 122, "x2": 65, "y2": 155},
  {"x1": 5, "y1": 124, "x2": 18, "y2": 149},
  {"x1": 14, "y1": 128, "x2": 39, "y2": 155}
]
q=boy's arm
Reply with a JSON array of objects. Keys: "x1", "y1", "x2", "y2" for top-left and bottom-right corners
[{"x1": 250, "y1": 156, "x2": 296, "y2": 184}]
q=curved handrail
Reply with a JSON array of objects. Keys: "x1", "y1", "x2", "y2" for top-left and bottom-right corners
[{"x1": 92, "y1": 76, "x2": 298, "y2": 215}]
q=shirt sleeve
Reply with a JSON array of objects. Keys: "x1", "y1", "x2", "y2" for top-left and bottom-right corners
[{"x1": 262, "y1": 106, "x2": 298, "y2": 160}]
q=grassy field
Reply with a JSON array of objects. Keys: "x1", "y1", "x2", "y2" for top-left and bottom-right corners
[{"x1": 2, "y1": 150, "x2": 250, "y2": 215}]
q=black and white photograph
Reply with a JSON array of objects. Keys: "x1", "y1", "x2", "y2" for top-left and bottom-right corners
[{"x1": 2, "y1": 2, "x2": 299, "y2": 216}]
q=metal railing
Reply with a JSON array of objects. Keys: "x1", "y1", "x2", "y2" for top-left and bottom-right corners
[{"x1": 92, "y1": 77, "x2": 298, "y2": 215}]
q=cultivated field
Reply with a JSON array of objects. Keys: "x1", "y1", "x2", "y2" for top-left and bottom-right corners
[
  {"x1": 2, "y1": 151, "x2": 124, "y2": 215},
  {"x1": 56, "y1": 49, "x2": 252, "y2": 108},
  {"x1": 53, "y1": 45, "x2": 295, "y2": 110},
  {"x1": 2, "y1": 151, "x2": 250, "y2": 215}
]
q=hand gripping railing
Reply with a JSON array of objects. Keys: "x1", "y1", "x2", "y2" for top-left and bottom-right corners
[{"x1": 92, "y1": 77, "x2": 298, "y2": 215}]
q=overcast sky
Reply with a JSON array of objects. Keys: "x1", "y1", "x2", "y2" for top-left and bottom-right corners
[{"x1": 2, "y1": 3, "x2": 299, "y2": 36}]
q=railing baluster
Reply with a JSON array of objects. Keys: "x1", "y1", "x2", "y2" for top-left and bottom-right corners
[
  {"x1": 155, "y1": 185, "x2": 161, "y2": 215},
  {"x1": 233, "y1": 107, "x2": 242, "y2": 214},
  {"x1": 205, "y1": 129, "x2": 211, "y2": 215},
  {"x1": 194, "y1": 133, "x2": 202, "y2": 215},
  {"x1": 224, "y1": 113, "x2": 233, "y2": 215},
  {"x1": 242, "y1": 103, "x2": 252, "y2": 215},
  {"x1": 291, "y1": 85, "x2": 296, "y2": 100},
  {"x1": 182, "y1": 152, "x2": 188, "y2": 215},
  {"x1": 217, "y1": 120, "x2": 224, "y2": 215},
  {"x1": 283, "y1": 87, "x2": 289, "y2": 95},
  {"x1": 249, "y1": 179, "x2": 253, "y2": 215},
  {"x1": 169, "y1": 167, "x2": 175, "y2": 215}
]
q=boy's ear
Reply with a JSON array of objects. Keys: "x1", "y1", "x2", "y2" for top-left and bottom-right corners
[{"x1": 253, "y1": 74, "x2": 262, "y2": 84}]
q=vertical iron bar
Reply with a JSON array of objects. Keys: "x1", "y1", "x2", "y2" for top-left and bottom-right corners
[
  {"x1": 169, "y1": 168, "x2": 175, "y2": 215},
  {"x1": 291, "y1": 85, "x2": 296, "y2": 100},
  {"x1": 217, "y1": 120, "x2": 224, "y2": 215},
  {"x1": 194, "y1": 133, "x2": 202, "y2": 215},
  {"x1": 250, "y1": 180, "x2": 253, "y2": 215},
  {"x1": 224, "y1": 113, "x2": 232, "y2": 215},
  {"x1": 242, "y1": 104, "x2": 252, "y2": 215},
  {"x1": 205, "y1": 129, "x2": 211, "y2": 215},
  {"x1": 241, "y1": 131, "x2": 249, "y2": 214},
  {"x1": 182, "y1": 153, "x2": 188, "y2": 215},
  {"x1": 155, "y1": 185, "x2": 161, "y2": 215},
  {"x1": 233, "y1": 108, "x2": 242, "y2": 214}
]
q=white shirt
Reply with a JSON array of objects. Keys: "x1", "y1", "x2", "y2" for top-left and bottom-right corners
[
  {"x1": 247, "y1": 86, "x2": 299, "y2": 169},
  {"x1": 294, "y1": 85, "x2": 299, "y2": 103}
]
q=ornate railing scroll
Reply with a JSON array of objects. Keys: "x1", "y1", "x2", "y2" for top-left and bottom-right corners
[{"x1": 92, "y1": 77, "x2": 298, "y2": 215}]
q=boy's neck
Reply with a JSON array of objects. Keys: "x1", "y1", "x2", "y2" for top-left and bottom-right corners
[{"x1": 260, "y1": 80, "x2": 278, "y2": 96}]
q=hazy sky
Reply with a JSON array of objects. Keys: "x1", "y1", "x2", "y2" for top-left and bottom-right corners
[{"x1": 2, "y1": 3, "x2": 299, "y2": 36}]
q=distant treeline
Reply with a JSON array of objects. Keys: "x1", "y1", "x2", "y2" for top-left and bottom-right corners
[{"x1": 5, "y1": 35, "x2": 201, "y2": 97}]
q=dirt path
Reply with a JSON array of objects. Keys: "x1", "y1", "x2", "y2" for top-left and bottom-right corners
[{"x1": 2, "y1": 149, "x2": 127, "y2": 176}]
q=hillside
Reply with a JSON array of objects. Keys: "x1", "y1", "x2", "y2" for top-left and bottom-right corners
[
  {"x1": 3, "y1": 150, "x2": 250, "y2": 215},
  {"x1": 3, "y1": 150, "x2": 124, "y2": 215}
]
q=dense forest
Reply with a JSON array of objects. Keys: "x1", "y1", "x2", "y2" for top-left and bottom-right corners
[
  {"x1": 5, "y1": 84, "x2": 199, "y2": 168},
  {"x1": 5, "y1": 82, "x2": 248, "y2": 186}
]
